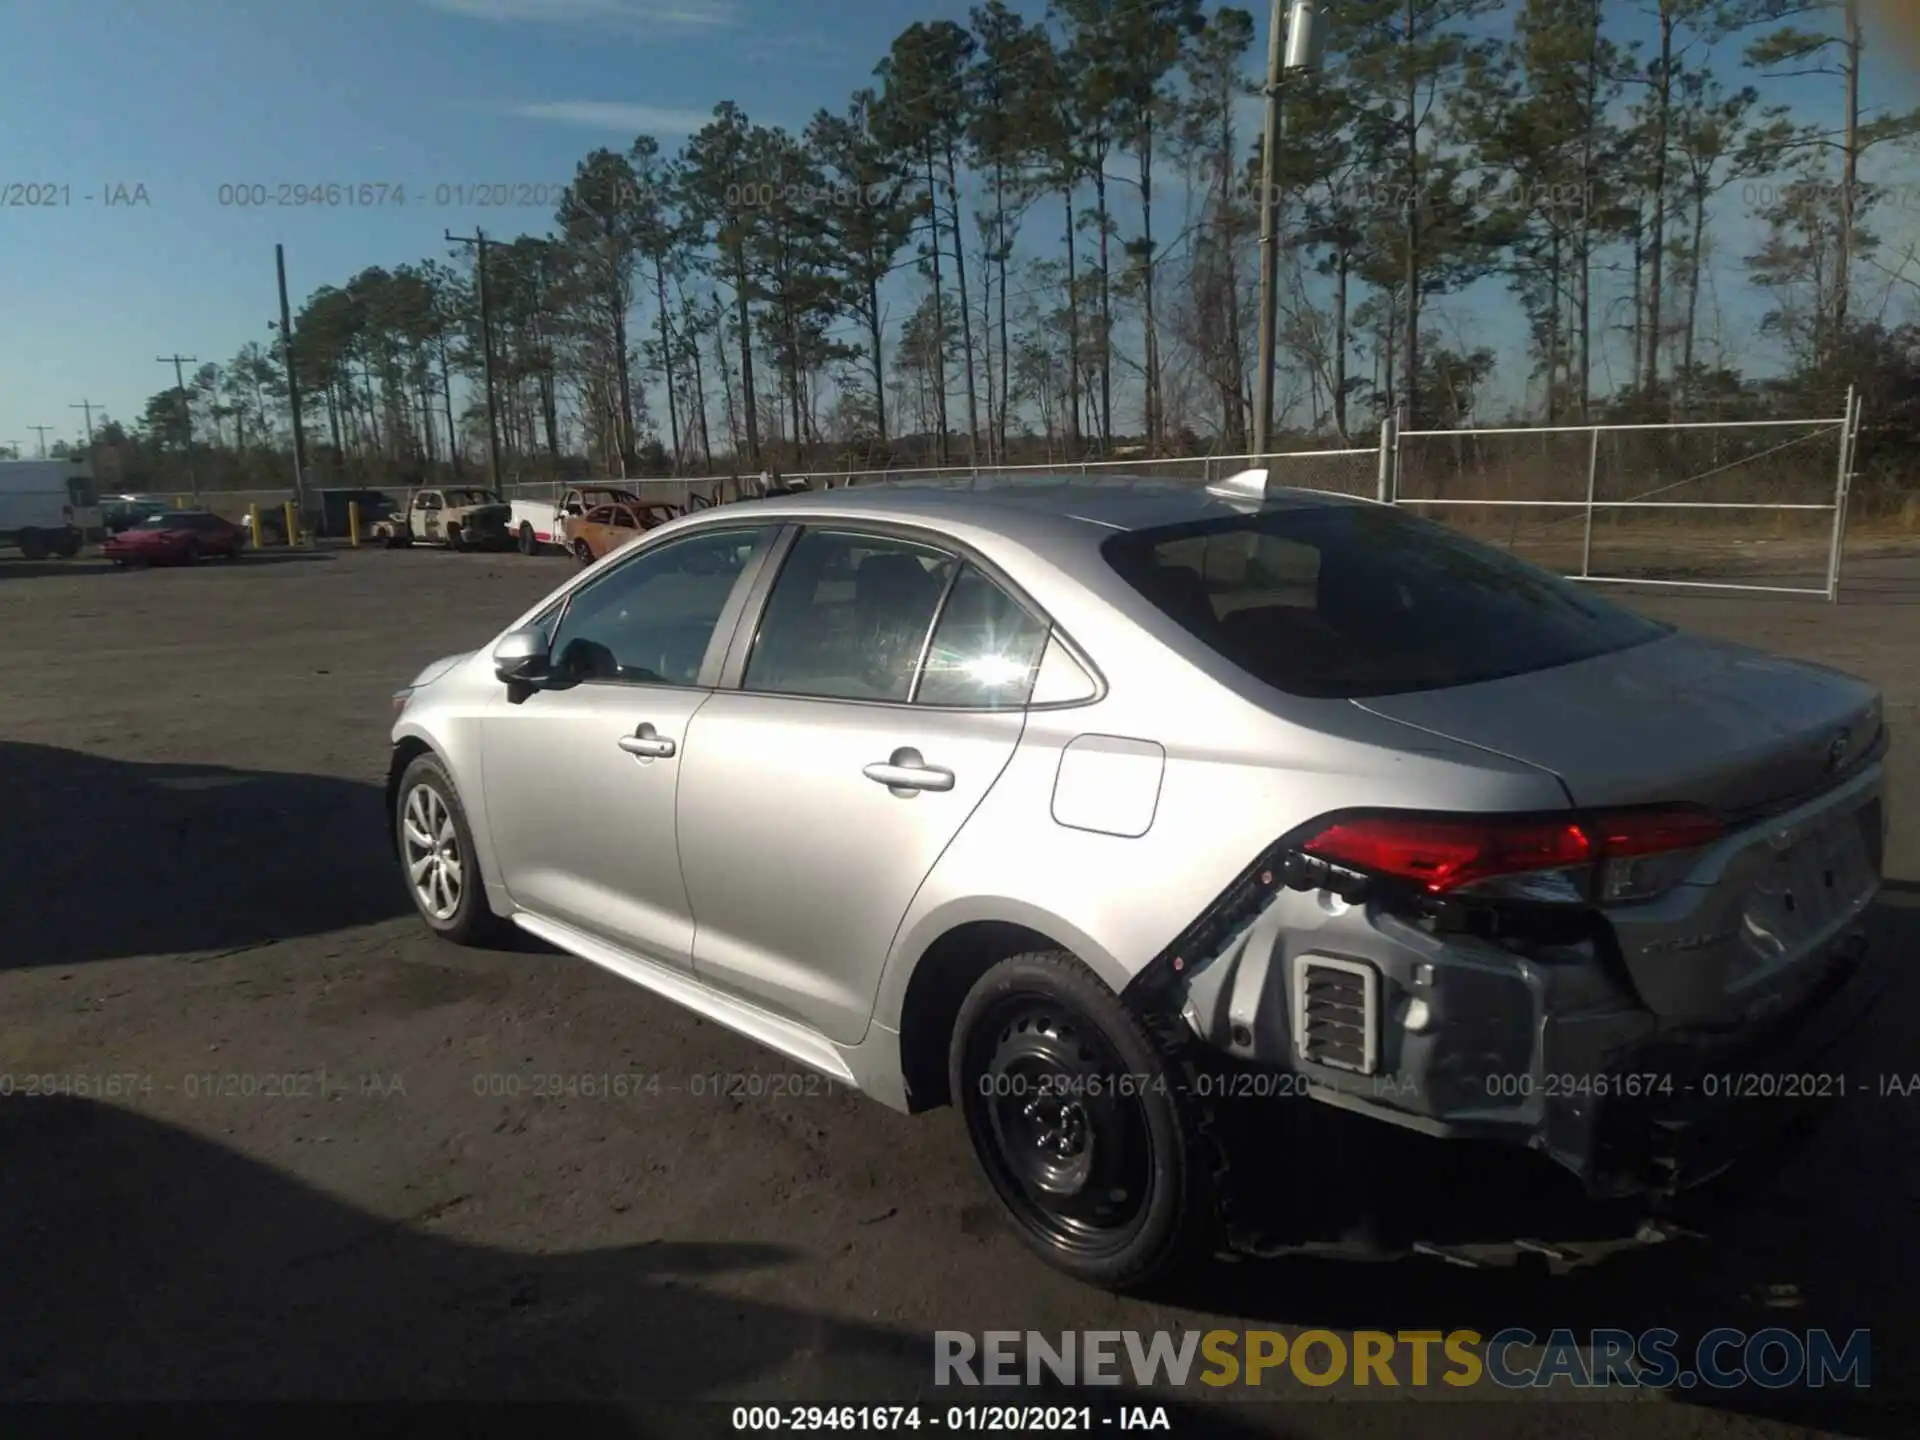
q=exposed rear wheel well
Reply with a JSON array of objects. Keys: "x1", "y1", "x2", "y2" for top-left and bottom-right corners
[{"x1": 897, "y1": 920, "x2": 1073, "y2": 1114}]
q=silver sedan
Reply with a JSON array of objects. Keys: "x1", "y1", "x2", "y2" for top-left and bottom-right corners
[{"x1": 386, "y1": 476, "x2": 1889, "y2": 1288}]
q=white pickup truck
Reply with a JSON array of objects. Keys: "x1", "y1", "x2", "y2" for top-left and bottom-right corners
[
  {"x1": 1, "y1": 459, "x2": 103, "y2": 559},
  {"x1": 506, "y1": 485, "x2": 651, "y2": 556}
]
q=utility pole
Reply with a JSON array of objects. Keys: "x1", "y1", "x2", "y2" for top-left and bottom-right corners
[
  {"x1": 276, "y1": 244, "x2": 311, "y2": 517},
  {"x1": 71, "y1": 401, "x2": 98, "y2": 450},
  {"x1": 445, "y1": 228, "x2": 504, "y2": 490},
  {"x1": 1252, "y1": 1, "x2": 1326, "y2": 475},
  {"x1": 28, "y1": 425, "x2": 54, "y2": 457},
  {"x1": 157, "y1": 353, "x2": 199, "y2": 503}
]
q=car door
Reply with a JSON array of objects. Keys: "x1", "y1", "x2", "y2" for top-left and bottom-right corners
[
  {"x1": 607, "y1": 504, "x2": 642, "y2": 556},
  {"x1": 674, "y1": 527, "x2": 1049, "y2": 1045},
  {"x1": 576, "y1": 504, "x2": 613, "y2": 556},
  {"x1": 479, "y1": 522, "x2": 782, "y2": 966},
  {"x1": 416, "y1": 491, "x2": 443, "y2": 542}
]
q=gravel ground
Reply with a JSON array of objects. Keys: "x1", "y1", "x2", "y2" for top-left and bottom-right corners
[{"x1": 0, "y1": 541, "x2": 1916, "y2": 1438}]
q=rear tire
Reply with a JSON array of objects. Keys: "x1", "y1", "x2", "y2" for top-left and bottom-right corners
[
  {"x1": 18, "y1": 530, "x2": 50, "y2": 561},
  {"x1": 395, "y1": 753, "x2": 509, "y2": 947},
  {"x1": 949, "y1": 951, "x2": 1216, "y2": 1291},
  {"x1": 182, "y1": 540, "x2": 202, "y2": 565},
  {"x1": 518, "y1": 522, "x2": 538, "y2": 556},
  {"x1": 54, "y1": 532, "x2": 81, "y2": 558},
  {"x1": 447, "y1": 524, "x2": 466, "y2": 552}
]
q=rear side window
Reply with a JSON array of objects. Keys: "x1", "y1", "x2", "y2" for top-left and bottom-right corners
[
  {"x1": 1103, "y1": 506, "x2": 1668, "y2": 698},
  {"x1": 915, "y1": 566, "x2": 1049, "y2": 709}
]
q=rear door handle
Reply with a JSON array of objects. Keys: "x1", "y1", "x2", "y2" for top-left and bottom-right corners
[
  {"x1": 863, "y1": 747, "x2": 953, "y2": 793},
  {"x1": 617, "y1": 722, "x2": 676, "y2": 759}
]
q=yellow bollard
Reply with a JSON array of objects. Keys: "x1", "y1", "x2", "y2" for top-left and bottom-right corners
[
  {"x1": 248, "y1": 503, "x2": 261, "y2": 548},
  {"x1": 283, "y1": 500, "x2": 298, "y2": 547},
  {"x1": 348, "y1": 501, "x2": 361, "y2": 548},
  {"x1": 174, "y1": 496, "x2": 185, "y2": 509}
]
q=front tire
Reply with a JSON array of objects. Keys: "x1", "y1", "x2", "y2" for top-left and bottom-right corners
[
  {"x1": 950, "y1": 951, "x2": 1215, "y2": 1290},
  {"x1": 395, "y1": 753, "x2": 507, "y2": 946},
  {"x1": 447, "y1": 524, "x2": 467, "y2": 552},
  {"x1": 18, "y1": 529, "x2": 50, "y2": 561},
  {"x1": 54, "y1": 531, "x2": 81, "y2": 558},
  {"x1": 573, "y1": 539, "x2": 594, "y2": 566}
]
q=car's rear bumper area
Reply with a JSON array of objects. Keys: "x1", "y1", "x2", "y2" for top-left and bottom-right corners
[
  {"x1": 1574, "y1": 928, "x2": 1883, "y2": 1198},
  {"x1": 1164, "y1": 767, "x2": 1889, "y2": 1205}
]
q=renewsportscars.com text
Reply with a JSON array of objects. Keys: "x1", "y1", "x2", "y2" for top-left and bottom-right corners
[{"x1": 934, "y1": 1328, "x2": 1871, "y2": 1390}]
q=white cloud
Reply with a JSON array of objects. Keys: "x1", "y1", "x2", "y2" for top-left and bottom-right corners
[
  {"x1": 423, "y1": 0, "x2": 740, "y2": 31},
  {"x1": 501, "y1": 101, "x2": 715, "y2": 134}
]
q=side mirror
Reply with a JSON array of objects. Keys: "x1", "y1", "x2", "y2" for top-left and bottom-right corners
[{"x1": 492, "y1": 627, "x2": 551, "y2": 685}]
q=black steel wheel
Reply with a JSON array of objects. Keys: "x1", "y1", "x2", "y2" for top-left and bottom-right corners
[{"x1": 950, "y1": 950, "x2": 1214, "y2": 1289}]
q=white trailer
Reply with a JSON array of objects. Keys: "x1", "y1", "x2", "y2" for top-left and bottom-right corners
[{"x1": 0, "y1": 459, "x2": 102, "y2": 559}]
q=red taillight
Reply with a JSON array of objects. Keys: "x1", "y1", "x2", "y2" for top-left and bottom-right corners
[
  {"x1": 1303, "y1": 816, "x2": 1593, "y2": 895},
  {"x1": 1299, "y1": 806, "x2": 1723, "y2": 901},
  {"x1": 1590, "y1": 808, "x2": 1723, "y2": 858}
]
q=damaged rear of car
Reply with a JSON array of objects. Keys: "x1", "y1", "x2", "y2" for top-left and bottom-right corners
[{"x1": 1107, "y1": 503, "x2": 1888, "y2": 1218}]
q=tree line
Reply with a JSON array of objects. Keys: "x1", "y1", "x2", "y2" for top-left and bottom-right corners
[{"x1": 36, "y1": 0, "x2": 1920, "y2": 500}]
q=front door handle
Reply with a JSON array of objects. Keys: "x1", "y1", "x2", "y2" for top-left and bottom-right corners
[
  {"x1": 863, "y1": 747, "x2": 954, "y2": 793},
  {"x1": 617, "y1": 722, "x2": 676, "y2": 759}
]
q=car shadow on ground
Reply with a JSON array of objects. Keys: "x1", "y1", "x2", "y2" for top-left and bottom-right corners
[
  {"x1": 0, "y1": 1096, "x2": 1273, "y2": 1435},
  {"x1": 0, "y1": 741, "x2": 409, "y2": 971},
  {"x1": 1168, "y1": 888, "x2": 1920, "y2": 1435}
]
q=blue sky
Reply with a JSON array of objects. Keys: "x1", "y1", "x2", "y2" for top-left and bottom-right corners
[{"x1": 2, "y1": 0, "x2": 1915, "y2": 455}]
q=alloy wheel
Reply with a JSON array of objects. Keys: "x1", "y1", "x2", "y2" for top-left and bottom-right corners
[{"x1": 402, "y1": 782, "x2": 463, "y2": 921}]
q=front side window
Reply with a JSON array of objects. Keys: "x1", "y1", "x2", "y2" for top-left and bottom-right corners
[
  {"x1": 549, "y1": 525, "x2": 773, "y2": 687},
  {"x1": 914, "y1": 565, "x2": 1050, "y2": 709},
  {"x1": 1103, "y1": 505, "x2": 1669, "y2": 698},
  {"x1": 613, "y1": 507, "x2": 639, "y2": 530},
  {"x1": 745, "y1": 530, "x2": 957, "y2": 702}
]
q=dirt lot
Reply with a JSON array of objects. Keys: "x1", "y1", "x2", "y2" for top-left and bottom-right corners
[{"x1": 1, "y1": 540, "x2": 1917, "y2": 1437}]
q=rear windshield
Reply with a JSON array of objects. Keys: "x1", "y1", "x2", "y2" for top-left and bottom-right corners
[{"x1": 1102, "y1": 505, "x2": 1668, "y2": 698}]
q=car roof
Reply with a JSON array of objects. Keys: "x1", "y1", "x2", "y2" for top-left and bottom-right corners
[{"x1": 718, "y1": 473, "x2": 1368, "y2": 542}]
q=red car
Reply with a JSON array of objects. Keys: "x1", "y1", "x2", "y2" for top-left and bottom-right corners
[{"x1": 101, "y1": 510, "x2": 244, "y2": 566}]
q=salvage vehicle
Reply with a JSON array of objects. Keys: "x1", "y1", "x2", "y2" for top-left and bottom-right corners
[
  {"x1": 385, "y1": 476, "x2": 1889, "y2": 1288},
  {"x1": 102, "y1": 494, "x2": 175, "y2": 534},
  {"x1": 377, "y1": 487, "x2": 513, "y2": 551},
  {"x1": 102, "y1": 510, "x2": 244, "y2": 565},
  {"x1": 507, "y1": 484, "x2": 652, "y2": 556},
  {"x1": 567, "y1": 500, "x2": 683, "y2": 565},
  {"x1": 1, "y1": 458, "x2": 101, "y2": 558}
]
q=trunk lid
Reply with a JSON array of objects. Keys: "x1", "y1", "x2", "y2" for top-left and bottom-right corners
[
  {"x1": 1352, "y1": 631, "x2": 1880, "y2": 816},
  {"x1": 1356, "y1": 631, "x2": 1886, "y2": 1024}
]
